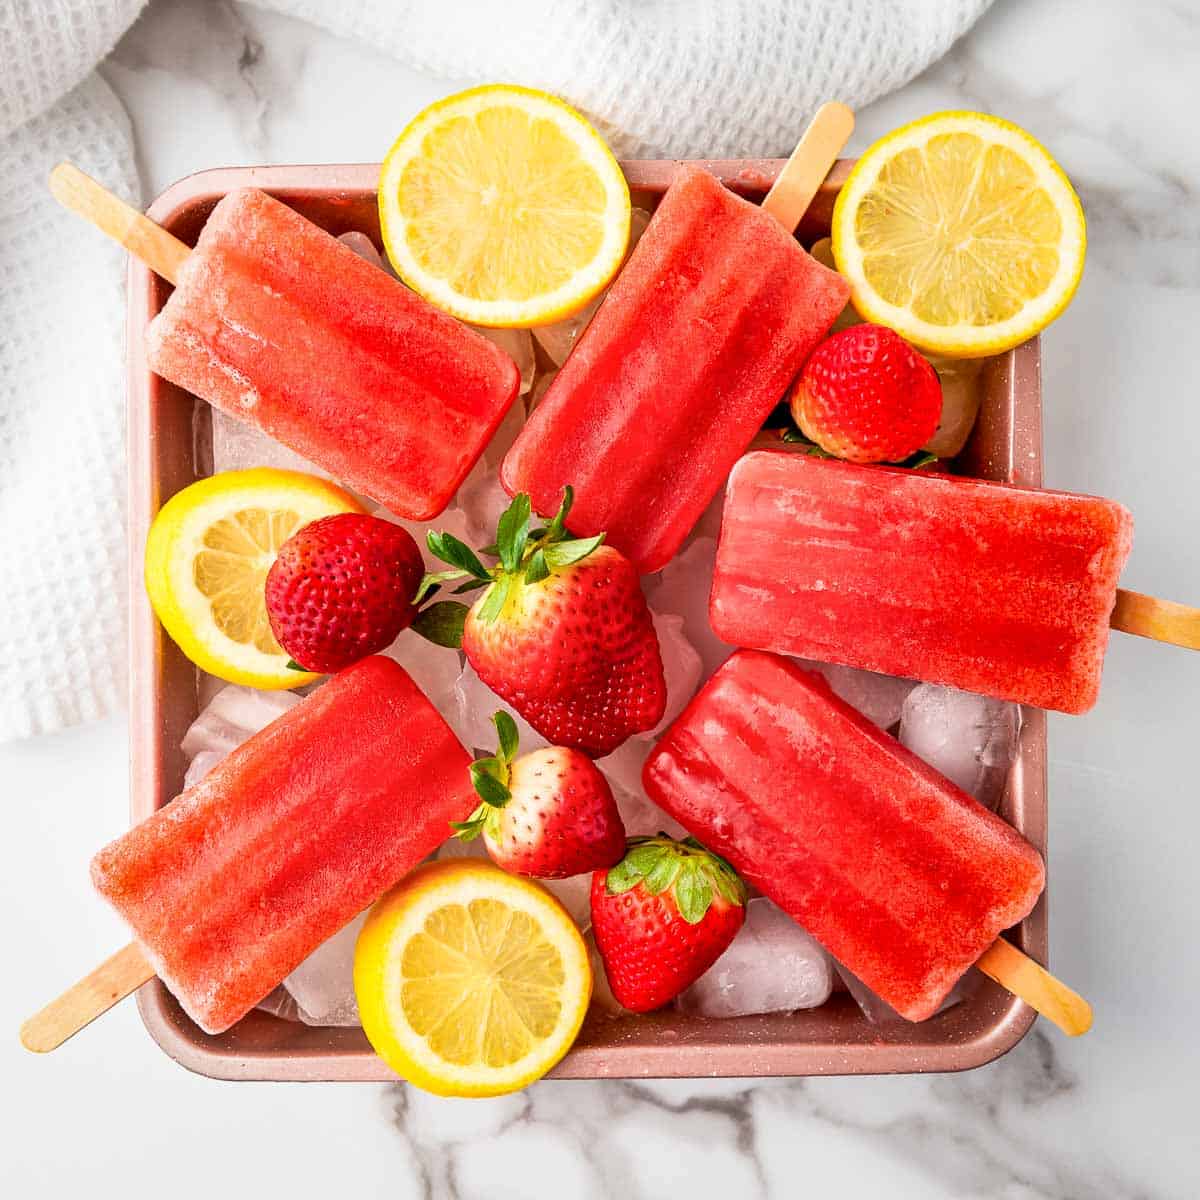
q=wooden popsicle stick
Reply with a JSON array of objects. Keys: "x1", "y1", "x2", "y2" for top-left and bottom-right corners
[
  {"x1": 977, "y1": 936, "x2": 1092, "y2": 1037},
  {"x1": 1111, "y1": 588, "x2": 1200, "y2": 650},
  {"x1": 762, "y1": 101, "x2": 855, "y2": 233},
  {"x1": 49, "y1": 162, "x2": 191, "y2": 285},
  {"x1": 20, "y1": 943, "x2": 155, "y2": 1053}
]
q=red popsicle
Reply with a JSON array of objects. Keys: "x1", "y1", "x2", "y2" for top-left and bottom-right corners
[
  {"x1": 90, "y1": 656, "x2": 474, "y2": 1034},
  {"x1": 502, "y1": 159, "x2": 851, "y2": 574},
  {"x1": 710, "y1": 452, "x2": 1134, "y2": 713},
  {"x1": 643, "y1": 650, "x2": 1046, "y2": 1022},
  {"x1": 146, "y1": 188, "x2": 519, "y2": 520}
]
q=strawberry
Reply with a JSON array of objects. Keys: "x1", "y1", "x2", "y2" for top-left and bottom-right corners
[
  {"x1": 413, "y1": 487, "x2": 666, "y2": 757},
  {"x1": 453, "y1": 710, "x2": 626, "y2": 877},
  {"x1": 789, "y1": 323, "x2": 942, "y2": 463},
  {"x1": 590, "y1": 835, "x2": 747, "y2": 1013},
  {"x1": 265, "y1": 513, "x2": 423, "y2": 673}
]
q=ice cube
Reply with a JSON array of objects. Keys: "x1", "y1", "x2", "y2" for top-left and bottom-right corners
[
  {"x1": 537, "y1": 873, "x2": 592, "y2": 929},
  {"x1": 436, "y1": 834, "x2": 490, "y2": 863},
  {"x1": 282, "y1": 910, "x2": 368, "y2": 1026},
  {"x1": 381, "y1": 633, "x2": 463, "y2": 727},
  {"x1": 531, "y1": 208, "x2": 652, "y2": 365},
  {"x1": 451, "y1": 662, "x2": 549, "y2": 756},
  {"x1": 337, "y1": 230, "x2": 386, "y2": 270},
  {"x1": 180, "y1": 684, "x2": 302, "y2": 759},
  {"x1": 643, "y1": 613, "x2": 702, "y2": 738},
  {"x1": 676, "y1": 899, "x2": 833, "y2": 1017},
  {"x1": 452, "y1": 400, "x2": 527, "y2": 544},
  {"x1": 528, "y1": 369, "x2": 557, "y2": 413},
  {"x1": 368, "y1": 499, "x2": 475, "y2": 573},
  {"x1": 459, "y1": 468, "x2": 517, "y2": 547},
  {"x1": 182, "y1": 749, "x2": 225, "y2": 790},
  {"x1": 612, "y1": 782, "x2": 690, "y2": 841},
  {"x1": 899, "y1": 683, "x2": 1021, "y2": 810},
  {"x1": 471, "y1": 327, "x2": 535, "y2": 396},
  {"x1": 835, "y1": 958, "x2": 970, "y2": 1026},
  {"x1": 596, "y1": 734, "x2": 649, "y2": 800},
  {"x1": 585, "y1": 930, "x2": 626, "y2": 1015},
  {"x1": 792, "y1": 659, "x2": 916, "y2": 730},
  {"x1": 479, "y1": 392, "x2": 527, "y2": 469},
  {"x1": 643, "y1": 536, "x2": 731, "y2": 680},
  {"x1": 925, "y1": 357, "x2": 984, "y2": 460},
  {"x1": 210, "y1": 407, "x2": 329, "y2": 478}
]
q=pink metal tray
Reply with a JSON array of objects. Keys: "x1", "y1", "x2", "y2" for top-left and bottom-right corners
[{"x1": 126, "y1": 160, "x2": 1046, "y2": 1081}]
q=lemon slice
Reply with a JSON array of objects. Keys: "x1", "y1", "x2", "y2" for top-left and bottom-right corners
[
  {"x1": 831, "y1": 111, "x2": 1086, "y2": 357},
  {"x1": 379, "y1": 84, "x2": 631, "y2": 327},
  {"x1": 355, "y1": 859, "x2": 591, "y2": 1097},
  {"x1": 144, "y1": 468, "x2": 364, "y2": 688}
]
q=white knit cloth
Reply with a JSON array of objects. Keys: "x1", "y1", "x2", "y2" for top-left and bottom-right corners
[{"x1": 0, "y1": 0, "x2": 991, "y2": 741}]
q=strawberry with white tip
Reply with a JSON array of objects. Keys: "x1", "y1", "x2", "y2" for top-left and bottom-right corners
[{"x1": 454, "y1": 711, "x2": 626, "y2": 879}]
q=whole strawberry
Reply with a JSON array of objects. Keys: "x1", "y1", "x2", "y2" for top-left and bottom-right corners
[
  {"x1": 453, "y1": 711, "x2": 626, "y2": 877},
  {"x1": 790, "y1": 324, "x2": 942, "y2": 463},
  {"x1": 591, "y1": 836, "x2": 747, "y2": 1013},
  {"x1": 265, "y1": 513, "x2": 423, "y2": 673},
  {"x1": 413, "y1": 488, "x2": 666, "y2": 757}
]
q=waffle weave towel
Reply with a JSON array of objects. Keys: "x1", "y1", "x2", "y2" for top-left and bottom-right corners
[{"x1": 0, "y1": 0, "x2": 991, "y2": 740}]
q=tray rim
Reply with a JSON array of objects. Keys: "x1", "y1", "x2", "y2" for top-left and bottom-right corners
[{"x1": 126, "y1": 159, "x2": 1046, "y2": 1082}]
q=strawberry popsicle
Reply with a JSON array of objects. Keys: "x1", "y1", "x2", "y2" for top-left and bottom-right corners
[
  {"x1": 710, "y1": 452, "x2": 1134, "y2": 713},
  {"x1": 91, "y1": 656, "x2": 474, "y2": 1034},
  {"x1": 147, "y1": 189, "x2": 520, "y2": 520},
  {"x1": 643, "y1": 650, "x2": 1046, "y2": 1022},
  {"x1": 501, "y1": 165, "x2": 850, "y2": 573}
]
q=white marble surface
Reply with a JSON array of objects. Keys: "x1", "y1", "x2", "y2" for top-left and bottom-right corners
[{"x1": 4, "y1": 0, "x2": 1200, "y2": 1195}]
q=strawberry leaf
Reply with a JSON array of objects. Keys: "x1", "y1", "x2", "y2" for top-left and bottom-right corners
[
  {"x1": 476, "y1": 575, "x2": 512, "y2": 624},
  {"x1": 642, "y1": 853, "x2": 680, "y2": 896},
  {"x1": 452, "y1": 578, "x2": 491, "y2": 595},
  {"x1": 673, "y1": 862, "x2": 714, "y2": 924},
  {"x1": 768, "y1": 413, "x2": 941, "y2": 471},
  {"x1": 493, "y1": 711, "x2": 519, "y2": 764},
  {"x1": 285, "y1": 659, "x2": 309, "y2": 672},
  {"x1": 414, "y1": 569, "x2": 468, "y2": 606},
  {"x1": 625, "y1": 843, "x2": 668, "y2": 875},
  {"x1": 524, "y1": 548, "x2": 550, "y2": 585},
  {"x1": 410, "y1": 601, "x2": 467, "y2": 648},
  {"x1": 895, "y1": 449, "x2": 938, "y2": 470},
  {"x1": 605, "y1": 858, "x2": 643, "y2": 895},
  {"x1": 543, "y1": 534, "x2": 604, "y2": 571},
  {"x1": 496, "y1": 493, "x2": 532, "y2": 573},
  {"x1": 544, "y1": 485, "x2": 574, "y2": 542},
  {"x1": 451, "y1": 801, "x2": 489, "y2": 841},
  {"x1": 427, "y1": 531, "x2": 491, "y2": 581},
  {"x1": 469, "y1": 760, "x2": 511, "y2": 808}
]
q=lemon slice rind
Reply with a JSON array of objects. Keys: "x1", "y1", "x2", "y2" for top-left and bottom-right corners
[
  {"x1": 379, "y1": 84, "x2": 631, "y2": 328},
  {"x1": 832, "y1": 111, "x2": 1086, "y2": 358},
  {"x1": 144, "y1": 468, "x2": 364, "y2": 689},
  {"x1": 355, "y1": 860, "x2": 592, "y2": 1097}
]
